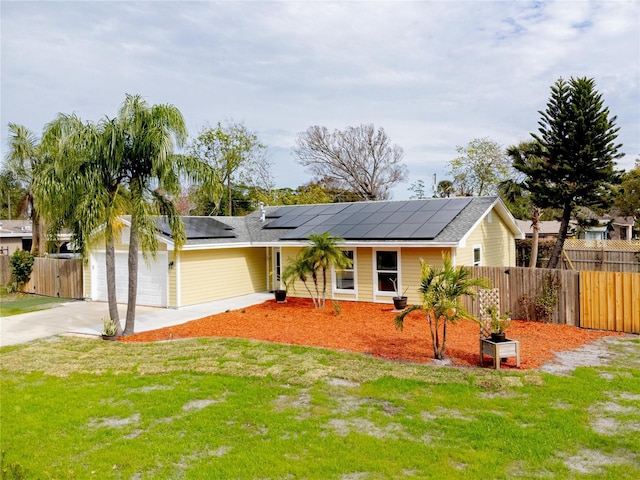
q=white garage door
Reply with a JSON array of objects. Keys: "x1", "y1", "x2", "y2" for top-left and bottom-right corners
[{"x1": 92, "y1": 251, "x2": 168, "y2": 307}]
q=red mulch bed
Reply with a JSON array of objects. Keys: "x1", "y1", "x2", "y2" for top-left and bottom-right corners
[{"x1": 122, "y1": 297, "x2": 622, "y2": 369}]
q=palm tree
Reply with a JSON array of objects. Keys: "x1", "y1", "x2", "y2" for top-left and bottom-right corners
[
  {"x1": 5, "y1": 124, "x2": 46, "y2": 254},
  {"x1": 117, "y1": 94, "x2": 220, "y2": 335},
  {"x1": 35, "y1": 114, "x2": 129, "y2": 332},
  {"x1": 283, "y1": 232, "x2": 352, "y2": 309},
  {"x1": 301, "y1": 232, "x2": 352, "y2": 309},
  {"x1": 505, "y1": 142, "x2": 544, "y2": 268},
  {"x1": 281, "y1": 255, "x2": 317, "y2": 307},
  {"x1": 395, "y1": 253, "x2": 489, "y2": 360}
]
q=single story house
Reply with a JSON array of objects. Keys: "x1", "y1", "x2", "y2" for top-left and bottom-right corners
[
  {"x1": 0, "y1": 219, "x2": 74, "y2": 256},
  {"x1": 514, "y1": 219, "x2": 577, "y2": 240},
  {"x1": 0, "y1": 219, "x2": 32, "y2": 255},
  {"x1": 85, "y1": 196, "x2": 524, "y2": 308}
]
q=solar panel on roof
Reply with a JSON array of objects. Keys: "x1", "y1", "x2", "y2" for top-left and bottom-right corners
[
  {"x1": 358, "y1": 202, "x2": 386, "y2": 213},
  {"x1": 442, "y1": 198, "x2": 471, "y2": 210},
  {"x1": 341, "y1": 223, "x2": 377, "y2": 238},
  {"x1": 412, "y1": 222, "x2": 447, "y2": 238},
  {"x1": 264, "y1": 198, "x2": 471, "y2": 241},
  {"x1": 157, "y1": 217, "x2": 236, "y2": 239},
  {"x1": 427, "y1": 209, "x2": 460, "y2": 223},
  {"x1": 384, "y1": 223, "x2": 423, "y2": 238},
  {"x1": 377, "y1": 202, "x2": 404, "y2": 213},
  {"x1": 362, "y1": 223, "x2": 401, "y2": 238}
]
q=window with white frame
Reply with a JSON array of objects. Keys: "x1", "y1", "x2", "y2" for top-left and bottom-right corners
[
  {"x1": 333, "y1": 250, "x2": 356, "y2": 292},
  {"x1": 375, "y1": 250, "x2": 399, "y2": 294},
  {"x1": 473, "y1": 245, "x2": 482, "y2": 266}
]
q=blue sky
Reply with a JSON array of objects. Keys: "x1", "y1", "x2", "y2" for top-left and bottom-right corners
[{"x1": 2, "y1": 0, "x2": 638, "y2": 200}]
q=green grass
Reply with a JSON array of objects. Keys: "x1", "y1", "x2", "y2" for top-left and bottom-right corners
[
  {"x1": 1, "y1": 336, "x2": 639, "y2": 479},
  {"x1": 0, "y1": 289, "x2": 68, "y2": 316}
]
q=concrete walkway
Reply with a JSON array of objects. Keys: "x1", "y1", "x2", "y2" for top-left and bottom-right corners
[{"x1": 0, "y1": 292, "x2": 273, "y2": 347}]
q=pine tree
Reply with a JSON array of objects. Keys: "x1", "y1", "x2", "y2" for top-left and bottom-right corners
[{"x1": 517, "y1": 77, "x2": 623, "y2": 268}]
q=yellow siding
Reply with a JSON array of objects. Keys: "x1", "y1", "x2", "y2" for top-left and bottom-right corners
[
  {"x1": 168, "y1": 250, "x2": 177, "y2": 307},
  {"x1": 180, "y1": 247, "x2": 267, "y2": 306},
  {"x1": 83, "y1": 258, "x2": 91, "y2": 299},
  {"x1": 459, "y1": 209, "x2": 515, "y2": 267},
  {"x1": 355, "y1": 247, "x2": 373, "y2": 302},
  {"x1": 399, "y1": 248, "x2": 450, "y2": 305},
  {"x1": 275, "y1": 246, "x2": 485, "y2": 305}
]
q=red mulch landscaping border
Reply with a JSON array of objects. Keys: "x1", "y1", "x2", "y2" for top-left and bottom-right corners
[{"x1": 122, "y1": 297, "x2": 623, "y2": 369}]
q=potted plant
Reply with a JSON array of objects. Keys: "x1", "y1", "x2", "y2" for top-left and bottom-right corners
[
  {"x1": 390, "y1": 278, "x2": 409, "y2": 310},
  {"x1": 486, "y1": 304, "x2": 511, "y2": 342},
  {"x1": 101, "y1": 317, "x2": 119, "y2": 340},
  {"x1": 274, "y1": 288, "x2": 287, "y2": 303}
]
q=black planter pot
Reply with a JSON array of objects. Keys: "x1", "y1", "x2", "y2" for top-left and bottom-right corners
[
  {"x1": 274, "y1": 289, "x2": 287, "y2": 303},
  {"x1": 393, "y1": 296, "x2": 408, "y2": 310},
  {"x1": 101, "y1": 334, "x2": 118, "y2": 341},
  {"x1": 490, "y1": 332, "x2": 507, "y2": 342}
]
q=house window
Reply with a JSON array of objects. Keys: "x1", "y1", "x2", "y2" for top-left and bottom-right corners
[
  {"x1": 375, "y1": 250, "x2": 399, "y2": 294},
  {"x1": 473, "y1": 245, "x2": 482, "y2": 266},
  {"x1": 333, "y1": 250, "x2": 356, "y2": 293}
]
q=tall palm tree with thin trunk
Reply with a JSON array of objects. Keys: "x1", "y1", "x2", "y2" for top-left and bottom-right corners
[
  {"x1": 117, "y1": 94, "x2": 220, "y2": 335},
  {"x1": 505, "y1": 142, "x2": 545, "y2": 268},
  {"x1": 5, "y1": 124, "x2": 46, "y2": 255},
  {"x1": 36, "y1": 114, "x2": 129, "y2": 332}
]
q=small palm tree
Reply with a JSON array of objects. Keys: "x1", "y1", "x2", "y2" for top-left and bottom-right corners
[
  {"x1": 395, "y1": 253, "x2": 489, "y2": 360},
  {"x1": 283, "y1": 232, "x2": 352, "y2": 309},
  {"x1": 282, "y1": 255, "x2": 317, "y2": 307}
]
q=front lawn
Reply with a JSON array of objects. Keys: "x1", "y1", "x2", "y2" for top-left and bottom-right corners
[
  {"x1": 1, "y1": 336, "x2": 639, "y2": 479},
  {"x1": 0, "y1": 289, "x2": 68, "y2": 316}
]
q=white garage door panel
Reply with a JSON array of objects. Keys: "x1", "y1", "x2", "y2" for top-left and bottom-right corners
[{"x1": 92, "y1": 251, "x2": 168, "y2": 307}]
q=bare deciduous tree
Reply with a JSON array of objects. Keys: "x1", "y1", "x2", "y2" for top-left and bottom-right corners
[{"x1": 293, "y1": 124, "x2": 407, "y2": 201}]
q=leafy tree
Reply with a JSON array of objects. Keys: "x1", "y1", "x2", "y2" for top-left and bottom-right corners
[
  {"x1": 614, "y1": 160, "x2": 640, "y2": 219},
  {"x1": 409, "y1": 179, "x2": 428, "y2": 199},
  {"x1": 5, "y1": 124, "x2": 47, "y2": 254},
  {"x1": 435, "y1": 180, "x2": 454, "y2": 198},
  {"x1": 446, "y1": 138, "x2": 512, "y2": 196},
  {"x1": 395, "y1": 253, "x2": 489, "y2": 360},
  {"x1": 293, "y1": 124, "x2": 407, "y2": 201},
  {"x1": 189, "y1": 120, "x2": 265, "y2": 216},
  {"x1": 0, "y1": 169, "x2": 24, "y2": 219},
  {"x1": 518, "y1": 77, "x2": 623, "y2": 268},
  {"x1": 282, "y1": 232, "x2": 352, "y2": 309}
]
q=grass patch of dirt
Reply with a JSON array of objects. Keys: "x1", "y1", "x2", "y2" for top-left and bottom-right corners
[{"x1": 123, "y1": 297, "x2": 623, "y2": 370}]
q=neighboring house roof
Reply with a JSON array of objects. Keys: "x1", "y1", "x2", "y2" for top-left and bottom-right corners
[
  {"x1": 607, "y1": 216, "x2": 636, "y2": 227},
  {"x1": 0, "y1": 219, "x2": 33, "y2": 238},
  {"x1": 146, "y1": 197, "x2": 523, "y2": 249},
  {"x1": 514, "y1": 219, "x2": 571, "y2": 237}
]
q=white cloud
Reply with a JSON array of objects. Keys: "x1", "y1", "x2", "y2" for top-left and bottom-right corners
[{"x1": 1, "y1": 0, "x2": 638, "y2": 199}]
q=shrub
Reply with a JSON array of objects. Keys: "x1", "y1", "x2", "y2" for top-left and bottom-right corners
[{"x1": 9, "y1": 250, "x2": 35, "y2": 290}]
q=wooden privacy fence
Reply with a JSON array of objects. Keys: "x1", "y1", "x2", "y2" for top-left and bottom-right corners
[
  {"x1": 463, "y1": 266, "x2": 580, "y2": 326},
  {"x1": 561, "y1": 239, "x2": 640, "y2": 273},
  {"x1": 463, "y1": 266, "x2": 639, "y2": 334},
  {"x1": 0, "y1": 255, "x2": 84, "y2": 299},
  {"x1": 580, "y1": 271, "x2": 640, "y2": 334}
]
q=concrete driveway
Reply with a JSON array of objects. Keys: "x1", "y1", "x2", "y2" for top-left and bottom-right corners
[{"x1": 0, "y1": 292, "x2": 273, "y2": 347}]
